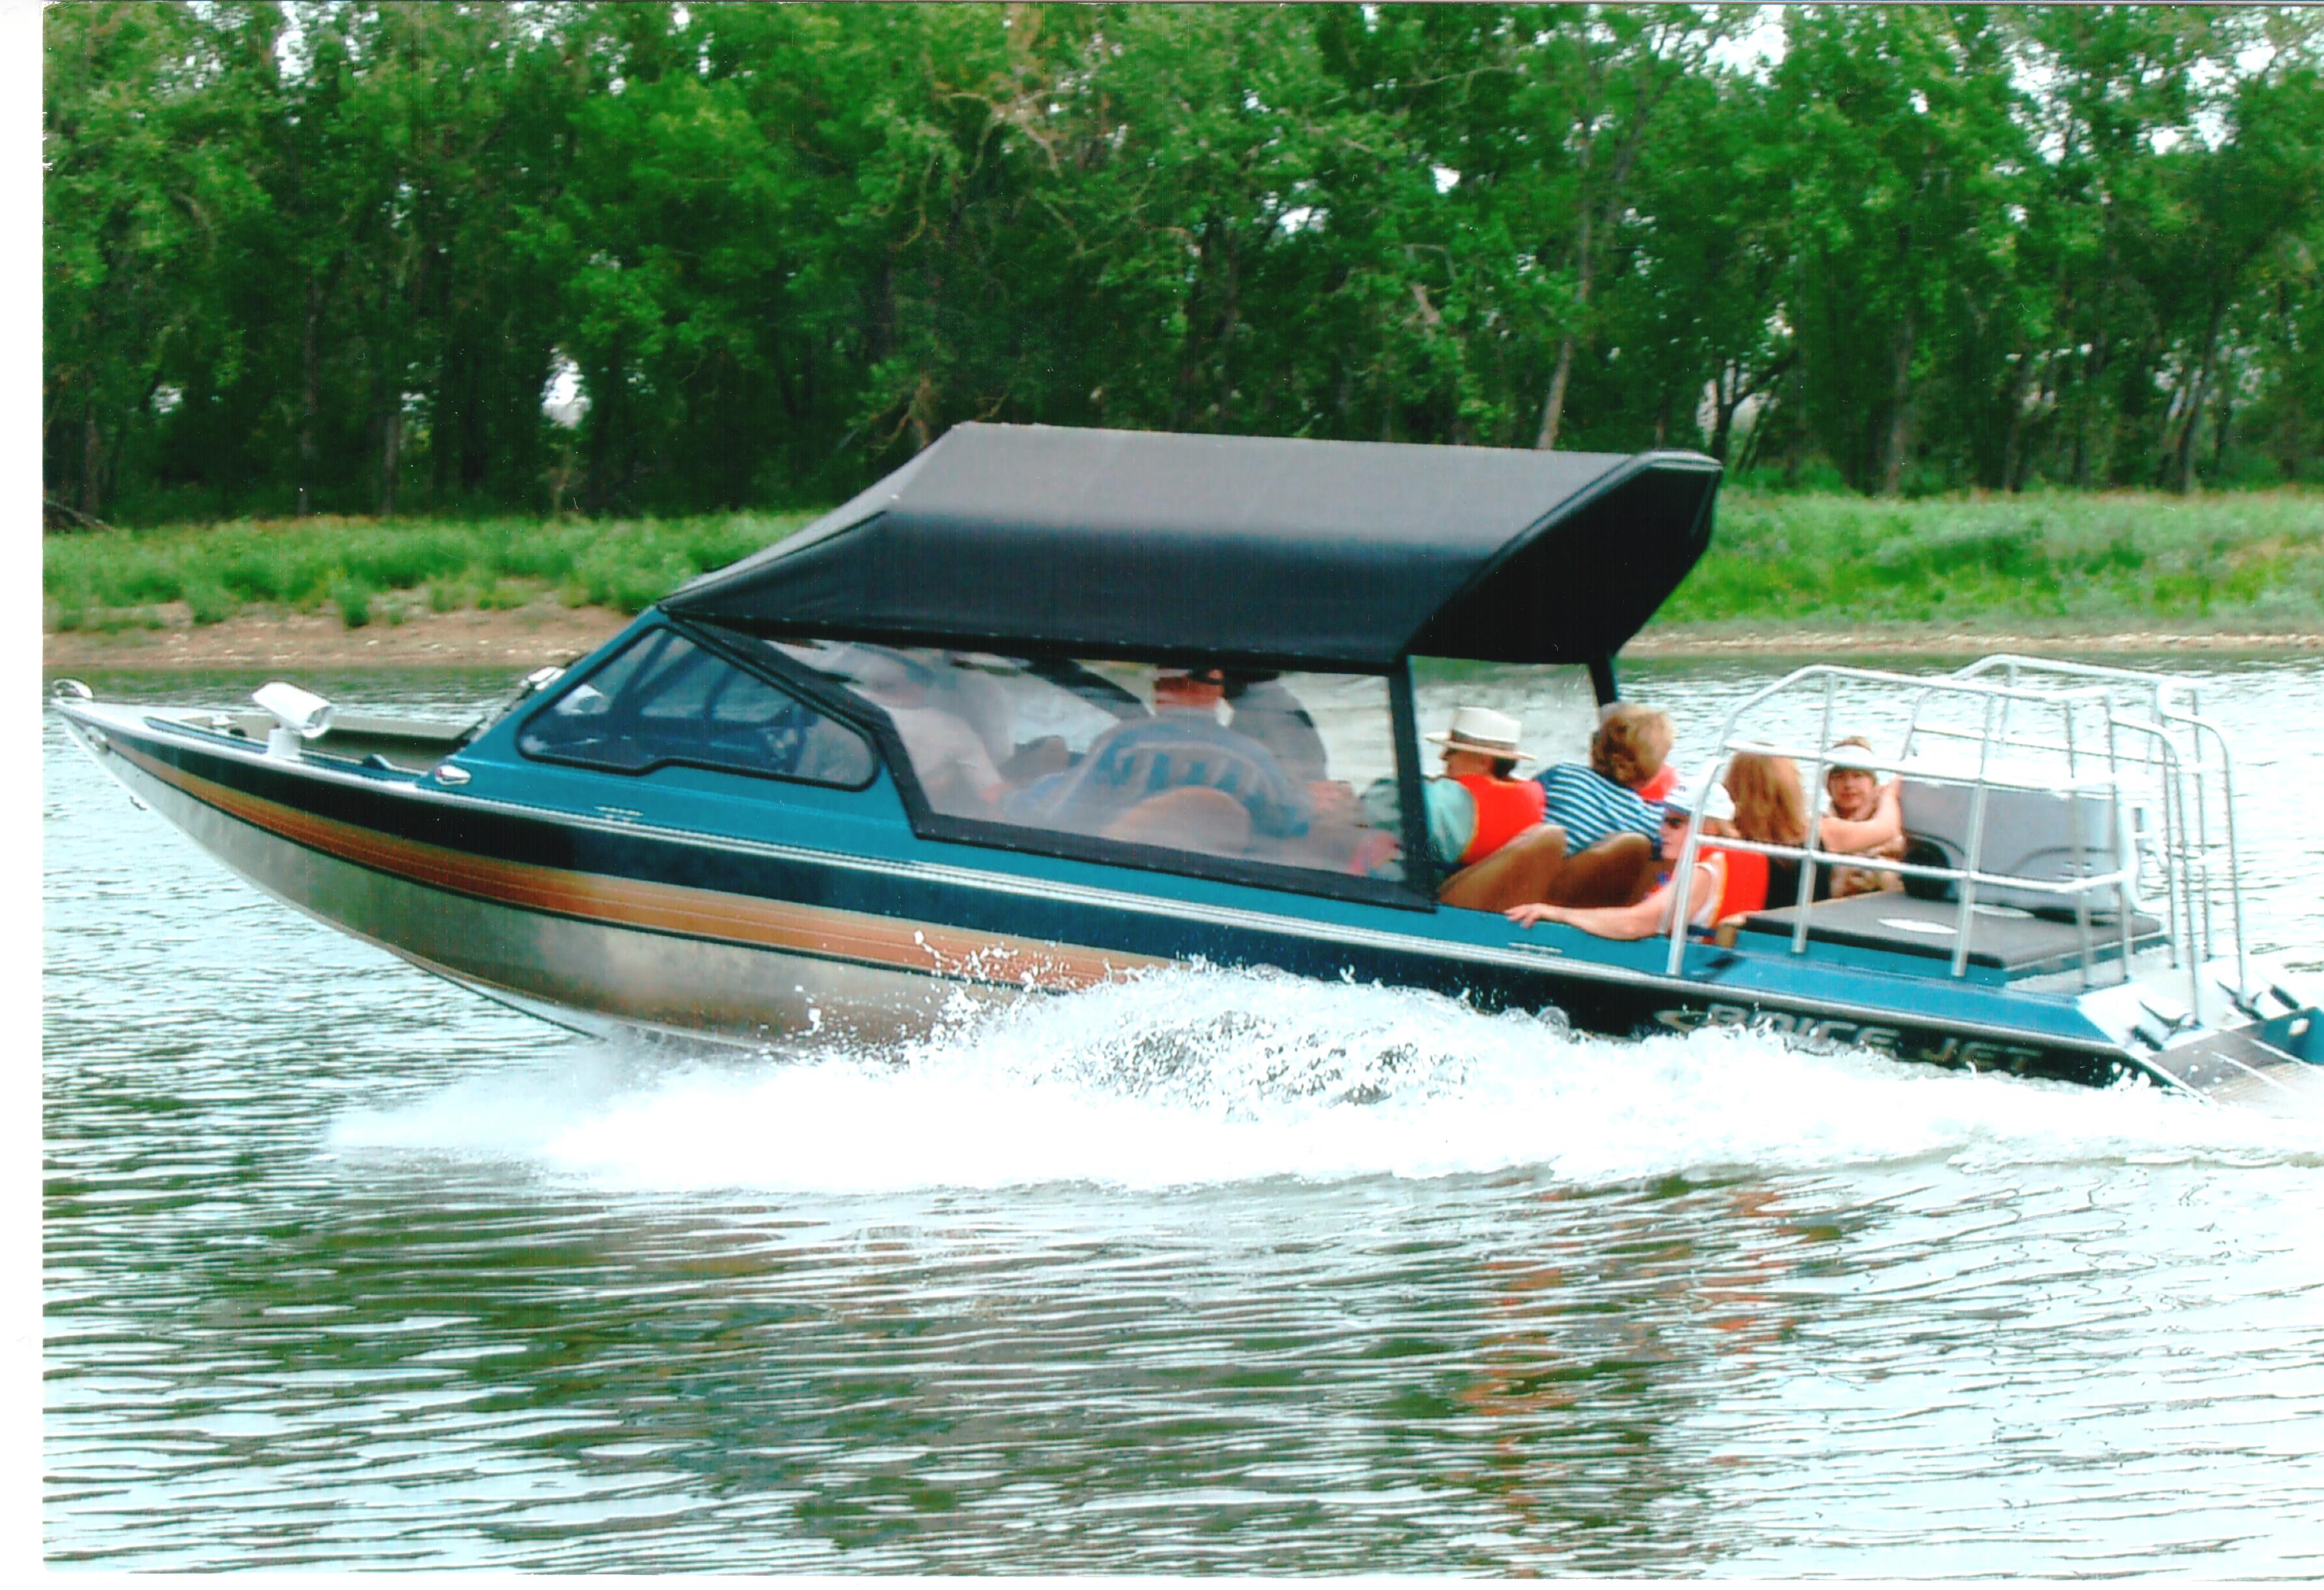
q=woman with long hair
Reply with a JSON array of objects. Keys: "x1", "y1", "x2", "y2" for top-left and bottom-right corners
[
  {"x1": 1731, "y1": 749, "x2": 1903, "y2": 908},
  {"x1": 1725, "y1": 753, "x2": 1808, "y2": 846}
]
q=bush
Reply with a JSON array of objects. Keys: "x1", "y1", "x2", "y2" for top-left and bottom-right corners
[{"x1": 184, "y1": 581, "x2": 236, "y2": 626}]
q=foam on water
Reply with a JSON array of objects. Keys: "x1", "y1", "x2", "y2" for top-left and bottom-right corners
[{"x1": 327, "y1": 965, "x2": 2319, "y2": 1194}]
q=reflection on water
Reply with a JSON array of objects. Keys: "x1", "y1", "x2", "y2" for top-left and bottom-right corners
[{"x1": 44, "y1": 662, "x2": 2324, "y2": 1572}]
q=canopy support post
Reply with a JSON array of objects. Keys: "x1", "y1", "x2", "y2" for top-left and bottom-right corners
[
  {"x1": 1588, "y1": 655, "x2": 1620, "y2": 708},
  {"x1": 1390, "y1": 661, "x2": 1437, "y2": 906}
]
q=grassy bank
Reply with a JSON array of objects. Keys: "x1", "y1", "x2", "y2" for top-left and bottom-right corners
[
  {"x1": 1661, "y1": 489, "x2": 2324, "y2": 632},
  {"x1": 40, "y1": 489, "x2": 2324, "y2": 639},
  {"x1": 42, "y1": 511, "x2": 814, "y2": 634}
]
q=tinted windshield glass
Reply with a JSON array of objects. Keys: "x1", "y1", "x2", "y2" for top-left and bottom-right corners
[
  {"x1": 762, "y1": 639, "x2": 1407, "y2": 885},
  {"x1": 520, "y1": 628, "x2": 874, "y2": 786}
]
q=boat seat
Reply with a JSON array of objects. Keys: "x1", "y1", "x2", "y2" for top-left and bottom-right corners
[
  {"x1": 1101, "y1": 786, "x2": 1253, "y2": 856},
  {"x1": 1736, "y1": 889, "x2": 2164, "y2": 975},
  {"x1": 1897, "y1": 778, "x2": 2136, "y2": 914}
]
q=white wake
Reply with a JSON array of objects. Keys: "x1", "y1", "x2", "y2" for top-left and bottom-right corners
[{"x1": 327, "y1": 965, "x2": 2317, "y2": 1193}]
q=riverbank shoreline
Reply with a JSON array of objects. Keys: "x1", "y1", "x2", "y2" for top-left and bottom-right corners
[{"x1": 40, "y1": 604, "x2": 2324, "y2": 674}]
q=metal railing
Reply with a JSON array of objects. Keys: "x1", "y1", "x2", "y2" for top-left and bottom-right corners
[{"x1": 1659, "y1": 656, "x2": 2247, "y2": 1008}]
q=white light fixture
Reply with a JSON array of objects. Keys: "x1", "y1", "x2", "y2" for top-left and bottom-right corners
[{"x1": 254, "y1": 681, "x2": 334, "y2": 759}]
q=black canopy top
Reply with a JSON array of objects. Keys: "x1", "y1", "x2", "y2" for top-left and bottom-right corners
[{"x1": 663, "y1": 423, "x2": 1720, "y2": 670}]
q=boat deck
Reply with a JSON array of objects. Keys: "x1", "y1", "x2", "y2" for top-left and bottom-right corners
[{"x1": 1737, "y1": 890, "x2": 2165, "y2": 976}]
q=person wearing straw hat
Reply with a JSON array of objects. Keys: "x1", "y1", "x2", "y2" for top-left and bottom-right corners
[
  {"x1": 1424, "y1": 706, "x2": 1547, "y2": 863},
  {"x1": 1403, "y1": 707, "x2": 1551, "y2": 910}
]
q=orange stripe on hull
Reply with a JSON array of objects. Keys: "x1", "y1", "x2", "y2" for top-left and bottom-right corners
[{"x1": 116, "y1": 740, "x2": 1158, "y2": 992}]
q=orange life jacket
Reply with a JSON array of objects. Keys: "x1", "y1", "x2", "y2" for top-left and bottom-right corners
[
  {"x1": 1451, "y1": 774, "x2": 1547, "y2": 866},
  {"x1": 1702, "y1": 843, "x2": 1769, "y2": 921}
]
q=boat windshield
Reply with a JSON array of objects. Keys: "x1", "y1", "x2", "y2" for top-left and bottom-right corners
[
  {"x1": 518, "y1": 627, "x2": 877, "y2": 787},
  {"x1": 757, "y1": 637, "x2": 1410, "y2": 886}
]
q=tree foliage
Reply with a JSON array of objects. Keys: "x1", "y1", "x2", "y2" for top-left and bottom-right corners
[{"x1": 42, "y1": 2, "x2": 2324, "y2": 522}]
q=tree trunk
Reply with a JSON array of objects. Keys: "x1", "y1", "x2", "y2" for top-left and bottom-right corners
[
  {"x1": 1736, "y1": 387, "x2": 1778, "y2": 477},
  {"x1": 430, "y1": 344, "x2": 454, "y2": 505},
  {"x1": 1708, "y1": 365, "x2": 1738, "y2": 462},
  {"x1": 1536, "y1": 152, "x2": 1596, "y2": 451},
  {"x1": 379, "y1": 402, "x2": 402, "y2": 518},
  {"x1": 1535, "y1": 333, "x2": 1576, "y2": 451},
  {"x1": 2172, "y1": 298, "x2": 2226, "y2": 494},
  {"x1": 80, "y1": 408, "x2": 104, "y2": 520},
  {"x1": 2207, "y1": 357, "x2": 2234, "y2": 481},
  {"x1": 1212, "y1": 220, "x2": 1240, "y2": 429},
  {"x1": 1879, "y1": 307, "x2": 1916, "y2": 496},
  {"x1": 2072, "y1": 319, "x2": 2110, "y2": 489},
  {"x1": 299, "y1": 275, "x2": 324, "y2": 517},
  {"x1": 1536, "y1": 55, "x2": 1676, "y2": 453},
  {"x1": 1997, "y1": 350, "x2": 2034, "y2": 493}
]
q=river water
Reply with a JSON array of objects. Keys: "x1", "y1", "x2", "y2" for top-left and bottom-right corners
[{"x1": 42, "y1": 658, "x2": 2324, "y2": 1574}]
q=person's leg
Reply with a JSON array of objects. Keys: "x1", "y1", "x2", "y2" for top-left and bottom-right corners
[
  {"x1": 1438, "y1": 825, "x2": 1568, "y2": 912},
  {"x1": 1543, "y1": 833, "x2": 1655, "y2": 908}
]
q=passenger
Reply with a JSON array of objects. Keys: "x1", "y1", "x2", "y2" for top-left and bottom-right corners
[
  {"x1": 1730, "y1": 751, "x2": 1813, "y2": 908},
  {"x1": 934, "y1": 651, "x2": 1017, "y2": 765},
  {"x1": 1407, "y1": 707, "x2": 1550, "y2": 908},
  {"x1": 1604, "y1": 702, "x2": 1683, "y2": 807},
  {"x1": 844, "y1": 648, "x2": 1008, "y2": 811},
  {"x1": 1418, "y1": 706, "x2": 1545, "y2": 861},
  {"x1": 1533, "y1": 704, "x2": 1672, "y2": 854},
  {"x1": 1820, "y1": 736, "x2": 1907, "y2": 898},
  {"x1": 1503, "y1": 781, "x2": 1737, "y2": 940},
  {"x1": 1023, "y1": 666, "x2": 1306, "y2": 847},
  {"x1": 1224, "y1": 672, "x2": 1331, "y2": 786},
  {"x1": 1685, "y1": 782, "x2": 1769, "y2": 922}
]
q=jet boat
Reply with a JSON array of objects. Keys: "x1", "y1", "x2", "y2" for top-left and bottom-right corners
[{"x1": 51, "y1": 423, "x2": 2324, "y2": 1111}]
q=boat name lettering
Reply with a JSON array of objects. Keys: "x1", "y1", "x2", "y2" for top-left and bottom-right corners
[{"x1": 1652, "y1": 1003, "x2": 2047, "y2": 1070}]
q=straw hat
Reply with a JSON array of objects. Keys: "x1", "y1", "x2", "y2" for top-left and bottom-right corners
[{"x1": 1425, "y1": 706, "x2": 1534, "y2": 764}]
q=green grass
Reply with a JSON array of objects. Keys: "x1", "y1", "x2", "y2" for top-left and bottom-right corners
[
  {"x1": 1655, "y1": 488, "x2": 2324, "y2": 633},
  {"x1": 42, "y1": 511, "x2": 815, "y2": 631},
  {"x1": 40, "y1": 492, "x2": 2324, "y2": 637}
]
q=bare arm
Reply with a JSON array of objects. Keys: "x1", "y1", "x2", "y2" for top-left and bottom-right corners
[
  {"x1": 1819, "y1": 780, "x2": 1902, "y2": 854},
  {"x1": 1506, "y1": 858, "x2": 1720, "y2": 941}
]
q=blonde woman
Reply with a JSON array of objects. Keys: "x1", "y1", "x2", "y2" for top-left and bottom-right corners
[{"x1": 1532, "y1": 703, "x2": 1672, "y2": 854}]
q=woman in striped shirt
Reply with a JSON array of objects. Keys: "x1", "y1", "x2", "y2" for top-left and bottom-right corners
[{"x1": 1532, "y1": 704, "x2": 1672, "y2": 854}]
